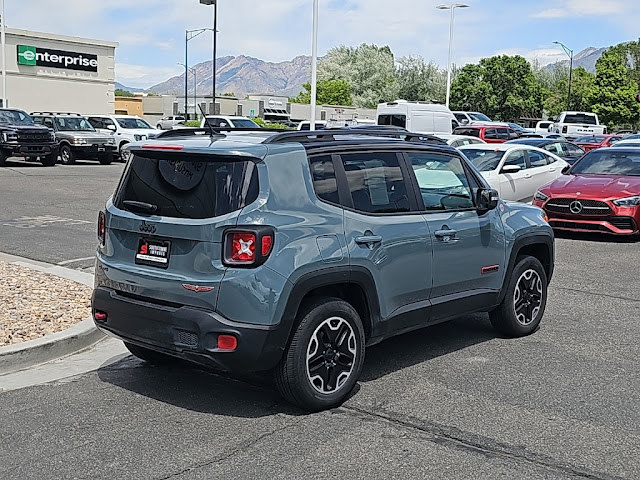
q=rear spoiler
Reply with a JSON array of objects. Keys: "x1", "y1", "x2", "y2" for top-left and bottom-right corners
[{"x1": 127, "y1": 143, "x2": 265, "y2": 163}]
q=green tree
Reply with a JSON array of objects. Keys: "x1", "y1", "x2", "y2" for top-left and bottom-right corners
[
  {"x1": 450, "y1": 55, "x2": 544, "y2": 121},
  {"x1": 394, "y1": 56, "x2": 446, "y2": 103},
  {"x1": 291, "y1": 79, "x2": 353, "y2": 106},
  {"x1": 533, "y1": 63, "x2": 596, "y2": 118},
  {"x1": 589, "y1": 46, "x2": 640, "y2": 128},
  {"x1": 114, "y1": 88, "x2": 133, "y2": 97},
  {"x1": 318, "y1": 44, "x2": 397, "y2": 108}
]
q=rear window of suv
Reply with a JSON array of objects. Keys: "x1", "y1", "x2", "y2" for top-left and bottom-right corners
[
  {"x1": 114, "y1": 155, "x2": 258, "y2": 219},
  {"x1": 562, "y1": 114, "x2": 597, "y2": 125}
]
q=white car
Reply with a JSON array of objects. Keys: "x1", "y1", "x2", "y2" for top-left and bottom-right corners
[
  {"x1": 609, "y1": 138, "x2": 640, "y2": 148},
  {"x1": 436, "y1": 134, "x2": 486, "y2": 148},
  {"x1": 297, "y1": 120, "x2": 327, "y2": 130},
  {"x1": 459, "y1": 144, "x2": 568, "y2": 203},
  {"x1": 200, "y1": 115, "x2": 260, "y2": 129},
  {"x1": 156, "y1": 115, "x2": 185, "y2": 130},
  {"x1": 86, "y1": 114, "x2": 158, "y2": 162}
]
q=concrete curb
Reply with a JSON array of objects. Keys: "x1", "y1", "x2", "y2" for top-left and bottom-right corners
[{"x1": 0, "y1": 252, "x2": 104, "y2": 375}]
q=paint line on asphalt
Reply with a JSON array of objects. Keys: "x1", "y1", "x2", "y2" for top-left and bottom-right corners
[{"x1": 57, "y1": 256, "x2": 95, "y2": 266}]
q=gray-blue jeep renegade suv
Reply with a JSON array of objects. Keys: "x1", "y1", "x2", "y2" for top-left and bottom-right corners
[{"x1": 92, "y1": 126, "x2": 554, "y2": 411}]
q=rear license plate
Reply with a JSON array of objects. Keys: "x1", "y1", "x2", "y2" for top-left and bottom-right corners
[{"x1": 135, "y1": 238, "x2": 170, "y2": 268}]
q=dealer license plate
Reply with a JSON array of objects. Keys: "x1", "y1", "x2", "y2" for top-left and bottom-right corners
[{"x1": 135, "y1": 238, "x2": 171, "y2": 268}]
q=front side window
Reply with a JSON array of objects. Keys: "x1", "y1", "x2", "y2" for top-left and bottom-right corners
[
  {"x1": 340, "y1": 152, "x2": 409, "y2": 214},
  {"x1": 483, "y1": 129, "x2": 499, "y2": 140},
  {"x1": 407, "y1": 152, "x2": 474, "y2": 211},
  {"x1": 116, "y1": 117, "x2": 152, "y2": 129}
]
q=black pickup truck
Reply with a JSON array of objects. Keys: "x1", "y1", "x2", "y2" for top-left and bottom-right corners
[{"x1": 0, "y1": 109, "x2": 58, "y2": 167}]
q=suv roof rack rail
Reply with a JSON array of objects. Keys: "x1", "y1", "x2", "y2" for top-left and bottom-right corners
[
  {"x1": 262, "y1": 127, "x2": 447, "y2": 145},
  {"x1": 30, "y1": 112, "x2": 82, "y2": 116},
  {"x1": 155, "y1": 127, "x2": 285, "y2": 139}
]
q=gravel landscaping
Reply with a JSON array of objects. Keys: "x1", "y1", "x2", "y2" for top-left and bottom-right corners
[{"x1": 0, "y1": 261, "x2": 92, "y2": 346}]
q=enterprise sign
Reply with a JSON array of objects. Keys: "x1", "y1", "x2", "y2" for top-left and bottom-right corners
[{"x1": 17, "y1": 45, "x2": 98, "y2": 72}]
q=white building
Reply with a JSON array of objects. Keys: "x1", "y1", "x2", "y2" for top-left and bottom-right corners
[{"x1": 3, "y1": 28, "x2": 118, "y2": 114}]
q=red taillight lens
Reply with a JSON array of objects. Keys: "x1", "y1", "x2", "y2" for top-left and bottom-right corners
[
  {"x1": 98, "y1": 211, "x2": 105, "y2": 246},
  {"x1": 217, "y1": 334, "x2": 237, "y2": 351},
  {"x1": 261, "y1": 235, "x2": 273, "y2": 256},
  {"x1": 94, "y1": 311, "x2": 107, "y2": 322},
  {"x1": 231, "y1": 232, "x2": 256, "y2": 263}
]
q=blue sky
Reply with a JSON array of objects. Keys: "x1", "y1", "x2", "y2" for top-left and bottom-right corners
[{"x1": 8, "y1": 0, "x2": 640, "y2": 88}]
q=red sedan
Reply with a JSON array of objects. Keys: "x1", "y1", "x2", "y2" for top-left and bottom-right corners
[
  {"x1": 574, "y1": 134, "x2": 623, "y2": 152},
  {"x1": 533, "y1": 147, "x2": 640, "y2": 235}
]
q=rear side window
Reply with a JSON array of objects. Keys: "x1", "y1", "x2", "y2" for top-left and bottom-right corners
[
  {"x1": 309, "y1": 155, "x2": 339, "y2": 204},
  {"x1": 340, "y1": 152, "x2": 410, "y2": 214},
  {"x1": 483, "y1": 129, "x2": 499, "y2": 140},
  {"x1": 453, "y1": 128, "x2": 480, "y2": 138},
  {"x1": 114, "y1": 156, "x2": 258, "y2": 219},
  {"x1": 527, "y1": 150, "x2": 548, "y2": 167}
]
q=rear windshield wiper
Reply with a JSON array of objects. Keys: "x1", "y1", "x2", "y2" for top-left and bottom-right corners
[{"x1": 122, "y1": 200, "x2": 158, "y2": 215}]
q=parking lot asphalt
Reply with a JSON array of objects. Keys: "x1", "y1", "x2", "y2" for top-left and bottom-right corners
[
  {"x1": 0, "y1": 164, "x2": 638, "y2": 479},
  {"x1": 0, "y1": 160, "x2": 124, "y2": 271}
]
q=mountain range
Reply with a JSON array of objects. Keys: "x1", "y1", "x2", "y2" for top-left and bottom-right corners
[{"x1": 115, "y1": 47, "x2": 608, "y2": 98}]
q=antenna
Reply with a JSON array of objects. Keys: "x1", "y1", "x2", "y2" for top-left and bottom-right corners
[{"x1": 197, "y1": 103, "x2": 214, "y2": 137}]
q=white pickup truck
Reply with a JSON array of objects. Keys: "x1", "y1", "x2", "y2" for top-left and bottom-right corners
[{"x1": 549, "y1": 111, "x2": 607, "y2": 138}]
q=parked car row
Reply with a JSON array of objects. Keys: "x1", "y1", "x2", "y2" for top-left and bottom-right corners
[{"x1": 0, "y1": 108, "x2": 158, "y2": 166}]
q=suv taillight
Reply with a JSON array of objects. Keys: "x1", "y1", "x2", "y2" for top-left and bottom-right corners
[
  {"x1": 98, "y1": 211, "x2": 105, "y2": 246},
  {"x1": 223, "y1": 227, "x2": 274, "y2": 267}
]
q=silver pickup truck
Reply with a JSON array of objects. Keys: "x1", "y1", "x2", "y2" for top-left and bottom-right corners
[{"x1": 549, "y1": 111, "x2": 607, "y2": 139}]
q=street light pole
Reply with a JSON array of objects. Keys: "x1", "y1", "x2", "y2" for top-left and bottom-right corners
[
  {"x1": 436, "y1": 3, "x2": 469, "y2": 108},
  {"x1": 553, "y1": 41, "x2": 574, "y2": 110},
  {"x1": 199, "y1": 0, "x2": 218, "y2": 115},
  {"x1": 185, "y1": 27, "x2": 214, "y2": 119},
  {"x1": 310, "y1": 0, "x2": 318, "y2": 130}
]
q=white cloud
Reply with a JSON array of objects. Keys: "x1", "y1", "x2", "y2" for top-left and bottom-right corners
[
  {"x1": 115, "y1": 64, "x2": 183, "y2": 89},
  {"x1": 534, "y1": 0, "x2": 629, "y2": 18}
]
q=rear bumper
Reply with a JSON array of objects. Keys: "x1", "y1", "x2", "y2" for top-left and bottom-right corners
[{"x1": 91, "y1": 287, "x2": 289, "y2": 372}]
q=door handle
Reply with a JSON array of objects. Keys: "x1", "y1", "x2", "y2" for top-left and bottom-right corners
[
  {"x1": 524, "y1": 173, "x2": 532, "y2": 178},
  {"x1": 548, "y1": 167, "x2": 556, "y2": 172},
  {"x1": 355, "y1": 235, "x2": 382, "y2": 246},
  {"x1": 434, "y1": 229, "x2": 457, "y2": 239}
]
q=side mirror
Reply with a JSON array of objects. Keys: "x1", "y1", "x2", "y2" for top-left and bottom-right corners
[
  {"x1": 501, "y1": 164, "x2": 521, "y2": 174},
  {"x1": 561, "y1": 165, "x2": 571, "y2": 174},
  {"x1": 477, "y1": 188, "x2": 499, "y2": 213},
  {"x1": 106, "y1": 124, "x2": 116, "y2": 131}
]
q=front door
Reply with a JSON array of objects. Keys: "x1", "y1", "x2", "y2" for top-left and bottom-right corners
[{"x1": 404, "y1": 150, "x2": 506, "y2": 314}]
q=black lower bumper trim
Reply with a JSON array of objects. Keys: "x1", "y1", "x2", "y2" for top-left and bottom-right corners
[{"x1": 91, "y1": 287, "x2": 288, "y2": 372}]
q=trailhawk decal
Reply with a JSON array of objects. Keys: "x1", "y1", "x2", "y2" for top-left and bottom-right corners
[{"x1": 17, "y1": 45, "x2": 98, "y2": 72}]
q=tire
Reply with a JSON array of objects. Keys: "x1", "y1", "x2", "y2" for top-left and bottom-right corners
[
  {"x1": 489, "y1": 256, "x2": 548, "y2": 337},
  {"x1": 98, "y1": 151, "x2": 113, "y2": 165},
  {"x1": 124, "y1": 342, "x2": 176, "y2": 365},
  {"x1": 156, "y1": 124, "x2": 163, "y2": 130},
  {"x1": 0, "y1": 150, "x2": 6, "y2": 167},
  {"x1": 275, "y1": 298, "x2": 366, "y2": 412},
  {"x1": 40, "y1": 153, "x2": 56, "y2": 167},
  {"x1": 59, "y1": 144, "x2": 75, "y2": 165},
  {"x1": 119, "y1": 143, "x2": 131, "y2": 163}
]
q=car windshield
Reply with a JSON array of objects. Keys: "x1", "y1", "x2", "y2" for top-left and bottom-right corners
[
  {"x1": 0, "y1": 109, "x2": 35, "y2": 125},
  {"x1": 468, "y1": 113, "x2": 491, "y2": 122},
  {"x1": 232, "y1": 118, "x2": 260, "y2": 128},
  {"x1": 460, "y1": 149, "x2": 505, "y2": 171},
  {"x1": 571, "y1": 150, "x2": 640, "y2": 176},
  {"x1": 575, "y1": 136, "x2": 606, "y2": 143},
  {"x1": 54, "y1": 117, "x2": 95, "y2": 131},
  {"x1": 116, "y1": 117, "x2": 152, "y2": 129}
]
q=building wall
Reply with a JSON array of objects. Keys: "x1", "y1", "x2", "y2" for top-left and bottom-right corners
[
  {"x1": 4, "y1": 28, "x2": 118, "y2": 114},
  {"x1": 114, "y1": 97, "x2": 143, "y2": 116}
]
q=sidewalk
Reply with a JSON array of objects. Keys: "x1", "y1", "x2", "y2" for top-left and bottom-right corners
[{"x1": 0, "y1": 252, "x2": 105, "y2": 375}]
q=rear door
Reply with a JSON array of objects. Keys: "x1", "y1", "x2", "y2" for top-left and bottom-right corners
[
  {"x1": 100, "y1": 151, "x2": 260, "y2": 311},
  {"x1": 339, "y1": 150, "x2": 433, "y2": 324}
]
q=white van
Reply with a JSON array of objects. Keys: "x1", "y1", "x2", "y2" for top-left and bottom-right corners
[{"x1": 377, "y1": 100, "x2": 458, "y2": 134}]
